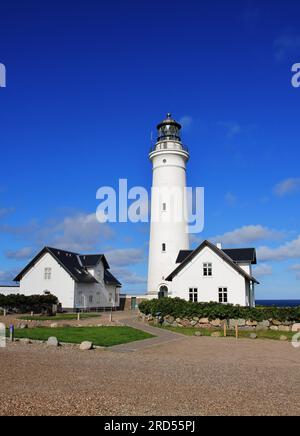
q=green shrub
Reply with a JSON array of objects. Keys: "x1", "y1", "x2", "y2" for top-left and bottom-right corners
[
  {"x1": 139, "y1": 298, "x2": 300, "y2": 322},
  {"x1": 0, "y1": 294, "x2": 58, "y2": 314}
]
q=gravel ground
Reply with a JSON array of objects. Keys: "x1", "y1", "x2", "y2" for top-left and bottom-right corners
[{"x1": 0, "y1": 334, "x2": 300, "y2": 416}]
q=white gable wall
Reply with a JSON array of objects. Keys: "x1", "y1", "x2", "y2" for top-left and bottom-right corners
[
  {"x1": 170, "y1": 246, "x2": 248, "y2": 306},
  {"x1": 19, "y1": 252, "x2": 75, "y2": 308}
]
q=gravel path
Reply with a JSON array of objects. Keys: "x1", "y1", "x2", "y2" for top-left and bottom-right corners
[{"x1": 1, "y1": 334, "x2": 300, "y2": 416}]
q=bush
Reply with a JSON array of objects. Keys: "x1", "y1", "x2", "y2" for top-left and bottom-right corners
[
  {"x1": 139, "y1": 298, "x2": 300, "y2": 323},
  {"x1": 0, "y1": 294, "x2": 58, "y2": 314}
]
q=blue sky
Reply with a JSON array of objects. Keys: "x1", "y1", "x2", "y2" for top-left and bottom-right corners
[{"x1": 0, "y1": 0, "x2": 300, "y2": 298}]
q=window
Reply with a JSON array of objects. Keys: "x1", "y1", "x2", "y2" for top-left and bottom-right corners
[
  {"x1": 44, "y1": 290, "x2": 50, "y2": 295},
  {"x1": 203, "y1": 263, "x2": 212, "y2": 277},
  {"x1": 89, "y1": 295, "x2": 93, "y2": 304},
  {"x1": 162, "y1": 243, "x2": 166, "y2": 253},
  {"x1": 219, "y1": 288, "x2": 228, "y2": 303},
  {"x1": 158, "y1": 286, "x2": 168, "y2": 299},
  {"x1": 44, "y1": 268, "x2": 52, "y2": 280},
  {"x1": 162, "y1": 203, "x2": 167, "y2": 212},
  {"x1": 189, "y1": 288, "x2": 198, "y2": 303}
]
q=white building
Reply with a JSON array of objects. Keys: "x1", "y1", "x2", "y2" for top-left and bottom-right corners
[
  {"x1": 147, "y1": 115, "x2": 259, "y2": 307},
  {"x1": 14, "y1": 247, "x2": 122, "y2": 311}
]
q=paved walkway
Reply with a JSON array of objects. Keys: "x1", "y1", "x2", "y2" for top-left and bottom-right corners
[{"x1": 109, "y1": 316, "x2": 186, "y2": 352}]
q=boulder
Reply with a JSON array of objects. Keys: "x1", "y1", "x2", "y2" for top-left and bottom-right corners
[
  {"x1": 20, "y1": 338, "x2": 32, "y2": 345},
  {"x1": 246, "y1": 320, "x2": 258, "y2": 327},
  {"x1": 270, "y1": 326, "x2": 279, "y2": 331},
  {"x1": 211, "y1": 332, "x2": 221, "y2": 338},
  {"x1": 47, "y1": 337, "x2": 59, "y2": 347},
  {"x1": 258, "y1": 320, "x2": 270, "y2": 328},
  {"x1": 199, "y1": 318, "x2": 209, "y2": 324},
  {"x1": 79, "y1": 341, "x2": 93, "y2": 351},
  {"x1": 292, "y1": 323, "x2": 300, "y2": 333},
  {"x1": 211, "y1": 319, "x2": 221, "y2": 327},
  {"x1": 166, "y1": 316, "x2": 174, "y2": 324},
  {"x1": 249, "y1": 333, "x2": 257, "y2": 340},
  {"x1": 176, "y1": 318, "x2": 182, "y2": 324},
  {"x1": 194, "y1": 331, "x2": 202, "y2": 337},
  {"x1": 271, "y1": 319, "x2": 281, "y2": 326},
  {"x1": 278, "y1": 326, "x2": 291, "y2": 332},
  {"x1": 50, "y1": 323, "x2": 58, "y2": 328},
  {"x1": 193, "y1": 317, "x2": 199, "y2": 322},
  {"x1": 190, "y1": 320, "x2": 197, "y2": 327},
  {"x1": 279, "y1": 335, "x2": 288, "y2": 342},
  {"x1": 18, "y1": 323, "x2": 28, "y2": 329}
]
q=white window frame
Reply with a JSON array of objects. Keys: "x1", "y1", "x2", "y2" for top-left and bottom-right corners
[
  {"x1": 203, "y1": 262, "x2": 212, "y2": 277},
  {"x1": 189, "y1": 288, "x2": 198, "y2": 303},
  {"x1": 44, "y1": 268, "x2": 52, "y2": 280},
  {"x1": 218, "y1": 287, "x2": 228, "y2": 304}
]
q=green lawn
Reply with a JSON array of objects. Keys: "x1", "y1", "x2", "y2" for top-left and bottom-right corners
[
  {"x1": 12, "y1": 326, "x2": 155, "y2": 347},
  {"x1": 19, "y1": 313, "x2": 101, "y2": 321},
  {"x1": 160, "y1": 326, "x2": 295, "y2": 341}
]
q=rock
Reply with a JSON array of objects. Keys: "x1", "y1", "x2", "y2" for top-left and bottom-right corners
[
  {"x1": 246, "y1": 320, "x2": 258, "y2": 327},
  {"x1": 271, "y1": 319, "x2": 281, "y2": 326},
  {"x1": 47, "y1": 337, "x2": 59, "y2": 347},
  {"x1": 292, "y1": 323, "x2": 300, "y2": 332},
  {"x1": 79, "y1": 341, "x2": 93, "y2": 351},
  {"x1": 190, "y1": 320, "x2": 197, "y2": 327},
  {"x1": 229, "y1": 319, "x2": 238, "y2": 328},
  {"x1": 249, "y1": 333, "x2": 257, "y2": 339},
  {"x1": 278, "y1": 326, "x2": 290, "y2": 332},
  {"x1": 258, "y1": 320, "x2": 270, "y2": 328},
  {"x1": 211, "y1": 332, "x2": 221, "y2": 338},
  {"x1": 171, "y1": 322, "x2": 178, "y2": 328},
  {"x1": 97, "y1": 324, "x2": 103, "y2": 328},
  {"x1": 176, "y1": 318, "x2": 182, "y2": 324},
  {"x1": 237, "y1": 319, "x2": 246, "y2": 327},
  {"x1": 279, "y1": 335, "x2": 288, "y2": 342},
  {"x1": 194, "y1": 331, "x2": 202, "y2": 337},
  {"x1": 20, "y1": 338, "x2": 31, "y2": 345},
  {"x1": 50, "y1": 323, "x2": 58, "y2": 328},
  {"x1": 166, "y1": 316, "x2": 174, "y2": 324},
  {"x1": 270, "y1": 326, "x2": 279, "y2": 331},
  {"x1": 18, "y1": 323, "x2": 28, "y2": 329},
  {"x1": 193, "y1": 317, "x2": 199, "y2": 322},
  {"x1": 199, "y1": 318, "x2": 209, "y2": 324},
  {"x1": 211, "y1": 319, "x2": 221, "y2": 327}
]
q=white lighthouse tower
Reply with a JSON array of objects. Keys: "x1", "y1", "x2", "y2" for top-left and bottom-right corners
[{"x1": 147, "y1": 114, "x2": 190, "y2": 298}]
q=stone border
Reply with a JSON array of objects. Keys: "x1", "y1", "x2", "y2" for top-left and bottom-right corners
[{"x1": 139, "y1": 313, "x2": 300, "y2": 333}]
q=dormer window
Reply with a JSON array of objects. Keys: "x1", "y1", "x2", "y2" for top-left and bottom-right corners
[{"x1": 203, "y1": 263, "x2": 212, "y2": 277}]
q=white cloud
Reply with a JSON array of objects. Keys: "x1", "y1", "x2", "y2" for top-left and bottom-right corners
[
  {"x1": 217, "y1": 121, "x2": 242, "y2": 138},
  {"x1": 253, "y1": 263, "x2": 273, "y2": 278},
  {"x1": 5, "y1": 247, "x2": 35, "y2": 260},
  {"x1": 257, "y1": 235, "x2": 300, "y2": 262},
  {"x1": 1, "y1": 212, "x2": 115, "y2": 253},
  {"x1": 112, "y1": 267, "x2": 147, "y2": 285},
  {"x1": 0, "y1": 207, "x2": 15, "y2": 218},
  {"x1": 106, "y1": 248, "x2": 145, "y2": 268},
  {"x1": 225, "y1": 192, "x2": 237, "y2": 206},
  {"x1": 274, "y1": 33, "x2": 300, "y2": 62},
  {"x1": 212, "y1": 225, "x2": 284, "y2": 246},
  {"x1": 0, "y1": 269, "x2": 19, "y2": 284},
  {"x1": 273, "y1": 178, "x2": 300, "y2": 197},
  {"x1": 179, "y1": 116, "x2": 194, "y2": 131},
  {"x1": 289, "y1": 264, "x2": 300, "y2": 280}
]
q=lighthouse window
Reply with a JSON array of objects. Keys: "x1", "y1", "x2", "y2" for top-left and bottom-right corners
[
  {"x1": 162, "y1": 203, "x2": 167, "y2": 212},
  {"x1": 203, "y1": 263, "x2": 212, "y2": 277},
  {"x1": 162, "y1": 243, "x2": 166, "y2": 253}
]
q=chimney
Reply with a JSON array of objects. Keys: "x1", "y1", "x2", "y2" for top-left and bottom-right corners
[{"x1": 217, "y1": 243, "x2": 222, "y2": 250}]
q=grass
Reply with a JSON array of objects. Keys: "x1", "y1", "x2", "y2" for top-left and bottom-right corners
[
  {"x1": 19, "y1": 313, "x2": 101, "y2": 321},
  {"x1": 159, "y1": 325, "x2": 295, "y2": 341},
  {"x1": 12, "y1": 326, "x2": 155, "y2": 347}
]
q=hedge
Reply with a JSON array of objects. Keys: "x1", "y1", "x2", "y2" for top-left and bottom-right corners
[
  {"x1": 139, "y1": 298, "x2": 300, "y2": 323},
  {"x1": 0, "y1": 294, "x2": 58, "y2": 314}
]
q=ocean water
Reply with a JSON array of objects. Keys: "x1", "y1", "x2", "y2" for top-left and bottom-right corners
[{"x1": 256, "y1": 300, "x2": 300, "y2": 308}]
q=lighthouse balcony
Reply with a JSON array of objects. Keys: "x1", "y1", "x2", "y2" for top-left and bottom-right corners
[{"x1": 149, "y1": 142, "x2": 189, "y2": 154}]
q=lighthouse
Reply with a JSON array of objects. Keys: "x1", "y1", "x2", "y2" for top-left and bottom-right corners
[{"x1": 147, "y1": 114, "x2": 190, "y2": 298}]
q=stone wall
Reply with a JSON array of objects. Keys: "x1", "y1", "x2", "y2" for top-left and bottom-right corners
[{"x1": 139, "y1": 312, "x2": 300, "y2": 333}]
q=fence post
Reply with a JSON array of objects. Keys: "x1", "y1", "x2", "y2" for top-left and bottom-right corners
[{"x1": 235, "y1": 322, "x2": 239, "y2": 340}]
